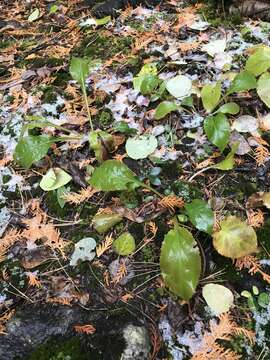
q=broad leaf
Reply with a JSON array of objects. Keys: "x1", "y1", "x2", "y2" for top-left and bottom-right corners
[
  {"x1": 89, "y1": 130, "x2": 114, "y2": 162},
  {"x1": 14, "y1": 135, "x2": 54, "y2": 169},
  {"x1": 92, "y1": 212, "x2": 122, "y2": 234},
  {"x1": 69, "y1": 57, "x2": 89, "y2": 90},
  {"x1": 166, "y1": 75, "x2": 192, "y2": 99},
  {"x1": 257, "y1": 72, "x2": 270, "y2": 108},
  {"x1": 185, "y1": 199, "x2": 214, "y2": 234},
  {"x1": 154, "y1": 101, "x2": 178, "y2": 120},
  {"x1": 40, "y1": 168, "x2": 72, "y2": 191},
  {"x1": 204, "y1": 113, "x2": 230, "y2": 152},
  {"x1": 245, "y1": 47, "x2": 270, "y2": 76},
  {"x1": 217, "y1": 102, "x2": 240, "y2": 115},
  {"x1": 160, "y1": 223, "x2": 201, "y2": 300},
  {"x1": 28, "y1": 8, "x2": 40, "y2": 22},
  {"x1": 89, "y1": 160, "x2": 141, "y2": 191},
  {"x1": 227, "y1": 71, "x2": 257, "y2": 95},
  {"x1": 70, "y1": 238, "x2": 96, "y2": 266},
  {"x1": 113, "y1": 232, "x2": 136, "y2": 256},
  {"x1": 126, "y1": 135, "x2": 157, "y2": 160},
  {"x1": 201, "y1": 39, "x2": 226, "y2": 57},
  {"x1": 212, "y1": 142, "x2": 239, "y2": 170},
  {"x1": 133, "y1": 63, "x2": 157, "y2": 91},
  {"x1": 202, "y1": 283, "x2": 234, "y2": 315},
  {"x1": 232, "y1": 115, "x2": 258, "y2": 133},
  {"x1": 201, "y1": 82, "x2": 221, "y2": 113},
  {"x1": 213, "y1": 216, "x2": 257, "y2": 258},
  {"x1": 140, "y1": 74, "x2": 159, "y2": 95}
]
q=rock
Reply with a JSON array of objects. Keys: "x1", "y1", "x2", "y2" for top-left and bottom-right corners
[{"x1": 121, "y1": 324, "x2": 150, "y2": 360}]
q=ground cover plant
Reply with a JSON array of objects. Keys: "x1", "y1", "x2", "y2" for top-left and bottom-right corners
[{"x1": 1, "y1": 0, "x2": 270, "y2": 359}]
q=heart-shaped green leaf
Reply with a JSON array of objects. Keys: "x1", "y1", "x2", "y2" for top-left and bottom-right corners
[
  {"x1": 227, "y1": 71, "x2": 257, "y2": 95},
  {"x1": 201, "y1": 82, "x2": 221, "y2": 113},
  {"x1": 245, "y1": 47, "x2": 270, "y2": 76},
  {"x1": 213, "y1": 216, "x2": 257, "y2": 258},
  {"x1": 126, "y1": 135, "x2": 157, "y2": 160},
  {"x1": 160, "y1": 223, "x2": 201, "y2": 300},
  {"x1": 154, "y1": 101, "x2": 178, "y2": 120},
  {"x1": 185, "y1": 199, "x2": 214, "y2": 234},
  {"x1": 217, "y1": 102, "x2": 240, "y2": 115},
  {"x1": 14, "y1": 135, "x2": 54, "y2": 169},
  {"x1": 113, "y1": 232, "x2": 136, "y2": 256},
  {"x1": 204, "y1": 113, "x2": 230, "y2": 152},
  {"x1": 166, "y1": 75, "x2": 192, "y2": 99},
  {"x1": 257, "y1": 72, "x2": 270, "y2": 108},
  {"x1": 69, "y1": 57, "x2": 90, "y2": 90},
  {"x1": 40, "y1": 168, "x2": 72, "y2": 191},
  {"x1": 89, "y1": 160, "x2": 141, "y2": 191}
]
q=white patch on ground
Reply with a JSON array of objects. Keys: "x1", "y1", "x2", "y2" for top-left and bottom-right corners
[{"x1": 122, "y1": 324, "x2": 150, "y2": 360}]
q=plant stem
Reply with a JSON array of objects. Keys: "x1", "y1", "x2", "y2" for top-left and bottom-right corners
[
  {"x1": 83, "y1": 89, "x2": 94, "y2": 132},
  {"x1": 139, "y1": 182, "x2": 164, "y2": 199}
]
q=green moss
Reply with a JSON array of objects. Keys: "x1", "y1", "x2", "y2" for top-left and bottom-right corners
[
  {"x1": 172, "y1": 180, "x2": 202, "y2": 202},
  {"x1": 74, "y1": 33, "x2": 133, "y2": 60}
]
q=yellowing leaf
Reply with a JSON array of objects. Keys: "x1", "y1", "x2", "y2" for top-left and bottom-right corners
[{"x1": 202, "y1": 283, "x2": 234, "y2": 315}]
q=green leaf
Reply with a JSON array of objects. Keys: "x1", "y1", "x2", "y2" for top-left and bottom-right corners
[
  {"x1": 257, "y1": 72, "x2": 270, "y2": 108},
  {"x1": 14, "y1": 135, "x2": 54, "y2": 169},
  {"x1": 113, "y1": 122, "x2": 137, "y2": 135},
  {"x1": 154, "y1": 101, "x2": 178, "y2": 120},
  {"x1": 92, "y1": 213, "x2": 122, "y2": 234},
  {"x1": 95, "y1": 16, "x2": 111, "y2": 26},
  {"x1": 217, "y1": 102, "x2": 240, "y2": 115},
  {"x1": 212, "y1": 142, "x2": 239, "y2": 170},
  {"x1": 213, "y1": 216, "x2": 257, "y2": 259},
  {"x1": 227, "y1": 71, "x2": 257, "y2": 95},
  {"x1": 204, "y1": 113, "x2": 230, "y2": 152},
  {"x1": 245, "y1": 47, "x2": 270, "y2": 76},
  {"x1": 125, "y1": 135, "x2": 157, "y2": 160},
  {"x1": 133, "y1": 63, "x2": 157, "y2": 91},
  {"x1": 28, "y1": 8, "x2": 40, "y2": 22},
  {"x1": 69, "y1": 57, "x2": 89, "y2": 90},
  {"x1": 70, "y1": 238, "x2": 96, "y2": 266},
  {"x1": 40, "y1": 168, "x2": 72, "y2": 191},
  {"x1": 113, "y1": 232, "x2": 136, "y2": 256},
  {"x1": 160, "y1": 223, "x2": 201, "y2": 301},
  {"x1": 140, "y1": 74, "x2": 159, "y2": 95},
  {"x1": 49, "y1": 4, "x2": 58, "y2": 14},
  {"x1": 166, "y1": 75, "x2": 192, "y2": 99},
  {"x1": 258, "y1": 293, "x2": 270, "y2": 308},
  {"x1": 185, "y1": 199, "x2": 214, "y2": 234},
  {"x1": 89, "y1": 160, "x2": 141, "y2": 191},
  {"x1": 201, "y1": 82, "x2": 221, "y2": 113},
  {"x1": 56, "y1": 186, "x2": 69, "y2": 208},
  {"x1": 202, "y1": 283, "x2": 234, "y2": 315}
]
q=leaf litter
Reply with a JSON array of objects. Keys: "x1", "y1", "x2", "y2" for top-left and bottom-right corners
[{"x1": 1, "y1": 0, "x2": 270, "y2": 358}]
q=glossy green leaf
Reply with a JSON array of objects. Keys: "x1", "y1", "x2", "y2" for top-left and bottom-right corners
[
  {"x1": 69, "y1": 57, "x2": 89, "y2": 90},
  {"x1": 92, "y1": 213, "x2": 122, "y2": 234},
  {"x1": 133, "y1": 63, "x2": 157, "y2": 91},
  {"x1": 113, "y1": 232, "x2": 136, "y2": 256},
  {"x1": 89, "y1": 160, "x2": 141, "y2": 191},
  {"x1": 201, "y1": 82, "x2": 221, "y2": 113},
  {"x1": 245, "y1": 47, "x2": 270, "y2": 76},
  {"x1": 212, "y1": 142, "x2": 239, "y2": 170},
  {"x1": 166, "y1": 75, "x2": 192, "y2": 99},
  {"x1": 258, "y1": 293, "x2": 270, "y2": 308},
  {"x1": 217, "y1": 102, "x2": 240, "y2": 115},
  {"x1": 40, "y1": 168, "x2": 72, "y2": 191},
  {"x1": 185, "y1": 199, "x2": 214, "y2": 234},
  {"x1": 70, "y1": 237, "x2": 96, "y2": 266},
  {"x1": 126, "y1": 135, "x2": 157, "y2": 160},
  {"x1": 154, "y1": 101, "x2": 179, "y2": 120},
  {"x1": 160, "y1": 223, "x2": 201, "y2": 300},
  {"x1": 227, "y1": 71, "x2": 257, "y2": 95},
  {"x1": 14, "y1": 135, "x2": 54, "y2": 169},
  {"x1": 202, "y1": 283, "x2": 234, "y2": 315},
  {"x1": 257, "y1": 72, "x2": 270, "y2": 108},
  {"x1": 204, "y1": 113, "x2": 230, "y2": 152},
  {"x1": 140, "y1": 74, "x2": 159, "y2": 95},
  {"x1": 213, "y1": 216, "x2": 257, "y2": 259}
]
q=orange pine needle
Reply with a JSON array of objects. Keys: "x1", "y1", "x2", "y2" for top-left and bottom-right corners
[
  {"x1": 159, "y1": 195, "x2": 185, "y2": 211},
  {"x1": 74, "y1": 324, "x2": 96, "y2": 335},
  {"x1": 96, "y1": 234, "x2": 113, "y2": 258}
]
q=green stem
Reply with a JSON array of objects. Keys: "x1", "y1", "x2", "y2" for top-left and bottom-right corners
[
  {"x1": 83, "y1": 89, "x2": 94, "y2": 132},
  {"x1": 139, "y1": 182, "x2": 164, "y2": 199}
]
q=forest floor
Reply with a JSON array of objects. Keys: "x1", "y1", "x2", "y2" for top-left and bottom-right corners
[{"x1": 1, "y1": 1, "x2": 270, "y2": 359}]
